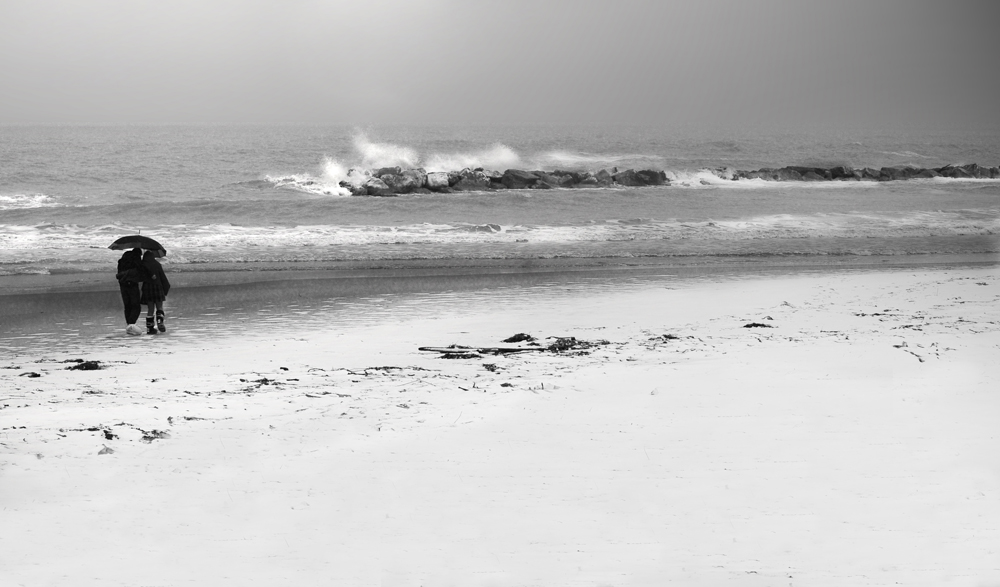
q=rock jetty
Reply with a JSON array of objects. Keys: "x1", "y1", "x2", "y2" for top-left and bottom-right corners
[
  {"x1": 731, "y1": 163, "x2": 1000, "y2": 182},
  {"x1": 338, "y1": 163, "x2": 998, "y2": 196},
  {"x1": 340, "y1": 167, "x2": 668, "y2": 196}
]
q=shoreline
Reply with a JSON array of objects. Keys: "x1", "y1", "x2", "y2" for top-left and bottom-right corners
[
  {"x1": 3, "y1": 251, "x2": 997, "y2": 297},
  {"x1": 2, "y1": 265, "x2": 998, "y2": 585}
]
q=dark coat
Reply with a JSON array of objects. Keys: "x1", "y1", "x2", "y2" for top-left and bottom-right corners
[
  {"x1": 116, "y1": 249, "x2": 144, "y2": 285},
  {"x1": 140, "y1": 255, "x2": 170, "y2": 304}
]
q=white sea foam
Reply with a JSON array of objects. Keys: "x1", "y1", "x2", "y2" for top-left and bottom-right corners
[
  {"x1": 929, "y1": 176, "x2": 1000, "y2": 183},
  {"x1": 355, "y1": 134, "x2": 419, "y2": 169},
  {"x1": 534, "y1": 151, "x2": 662, "y2": 170},
  {"x1": 424, "y1": 144, "x2": 521, "y2": 172},
  {"x1": 0, "y1": 193, "x2": 60, "y2": 210},
  {"x1": 1, "y1": 209, "x2": 995, "y2": 261},
  {"x1": 880, "y1": 150, "x2": 934, "y2": 159}
]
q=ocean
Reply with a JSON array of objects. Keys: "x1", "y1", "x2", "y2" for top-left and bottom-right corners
[{"x1": 1, "y1": 124, "x2": 998, "y2": 277}]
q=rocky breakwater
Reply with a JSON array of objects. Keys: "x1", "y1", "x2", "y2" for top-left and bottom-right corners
[
  {"x1": 340, "y1": 166, "x2": 669, "y2": 196},
  {"x1": 731, "y1": 163, "x2": 1000, "y2": 182}
]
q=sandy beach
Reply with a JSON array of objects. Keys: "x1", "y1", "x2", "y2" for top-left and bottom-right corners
[{"x1": 1, "y1": 263, "x2": 998, "y2": 586}]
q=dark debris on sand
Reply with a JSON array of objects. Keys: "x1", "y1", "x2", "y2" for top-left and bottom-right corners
[
  {"x1": 546, "y1": 337, "x2": 609, "y2": 353},
  {"x1": 67, "y1": 360, "x2": 103, "y2": 371},
  {"x1": 503, "y1": 333, "x2": 537, "y2": 344},
  {"x1": 420, "y1": 336, "x2": 610, "y2": 358}
]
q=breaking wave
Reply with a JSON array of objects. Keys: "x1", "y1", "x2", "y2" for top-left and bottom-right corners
[
  {"x1": 0, "y1": 193, "x2": 60, "y2": 210},
  {"x1": 424, "y1": 145, "x2": 521, "y2": 172},
  {"x1": 1, "y1": 209, "x2": 995, "y2": 253}
]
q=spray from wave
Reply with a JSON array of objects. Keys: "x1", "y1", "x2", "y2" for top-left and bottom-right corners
[
  {"x1": 0, "y1": 193, "x2": 60, "y2": 210},
  {"x1": 354, "y1": 134, "x2": 419, "y2": 169},
  {"x1": 424, "y1": 144, "x2": 521, "y2": 172}
]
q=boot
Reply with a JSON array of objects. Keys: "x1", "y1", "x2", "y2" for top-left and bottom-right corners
[
  {"x1": 146, "y1": 316, "x2": 157, "y2": 335},
  {"x1": 156, "y1": 310, "x2": 166, "y2": 333}
]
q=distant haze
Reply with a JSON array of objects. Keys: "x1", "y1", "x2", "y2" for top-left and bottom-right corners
[{"x1": 1, "y1": 0, "x2": 998, "y2": 129}]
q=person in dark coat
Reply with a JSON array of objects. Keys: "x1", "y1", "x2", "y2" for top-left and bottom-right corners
[
  {"x1": 116, "y1": 248, "x2": 144, "y2": 335},
  {"x1": 140, "y1": 250, "x2": 171, "y2": 334}
]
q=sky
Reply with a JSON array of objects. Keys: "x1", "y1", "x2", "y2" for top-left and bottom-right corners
[{"x1": 1, "y1": 0, "x2": 997, "y2": 128}]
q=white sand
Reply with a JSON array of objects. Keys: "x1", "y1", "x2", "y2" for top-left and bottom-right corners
[{"x1": 2, "y1": 267, "x2": 999, "y2": 586}]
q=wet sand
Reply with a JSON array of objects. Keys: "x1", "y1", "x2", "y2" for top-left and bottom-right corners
[{"x1": 1, "y1": 264, "x2": 999, "y2": 586}]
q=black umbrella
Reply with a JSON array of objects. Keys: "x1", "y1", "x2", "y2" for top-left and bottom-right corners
[{"x1": 108, "y1": 235, "x2": 167, "y2": 257}]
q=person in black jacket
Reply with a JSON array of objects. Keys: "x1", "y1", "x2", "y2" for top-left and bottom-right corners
[
  {"x1": 115, "y1": 248, "x2": 144, "y2": 335},
  {"x1": 140, "y1": 250, "x2": 171, "y2": 334}
]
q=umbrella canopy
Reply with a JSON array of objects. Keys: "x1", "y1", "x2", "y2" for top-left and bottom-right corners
[{"x1": 108, "y1": 235, "x2": 166, "y2": 257}]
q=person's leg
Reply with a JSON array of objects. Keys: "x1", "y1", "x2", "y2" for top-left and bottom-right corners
[
  {"x1": 123, "y1": 285, "x2": 142, "y2": 334},
  {"x1": 119, "y1": 284, "x2": 131, "y2": 324},
  {"x1": 155, "y1": 300, "x2": 166, "y2": 332},
  {"x1": 145, "y1": 303, "x2": 157, "y2": 334}
]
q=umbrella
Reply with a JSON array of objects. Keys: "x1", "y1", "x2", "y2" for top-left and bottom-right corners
[{"x1": 108, "y1": 235, "x2": 167, "y2": 257}]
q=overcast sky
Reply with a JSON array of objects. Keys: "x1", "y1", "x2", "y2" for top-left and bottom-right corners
[{"x1": 1, "y1": 0, "x2": 997, "y2": 128}]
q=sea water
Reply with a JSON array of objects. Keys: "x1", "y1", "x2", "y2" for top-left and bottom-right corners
[{"x1": 1, "y1": 124, "x2": 998, "y2": 276}]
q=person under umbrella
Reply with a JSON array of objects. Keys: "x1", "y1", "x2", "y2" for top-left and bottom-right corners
[
  {"x1": 140, "y1": 250, "x2": 170, "y2": 334},
  {"x1": 115, "y1": 248, "x2": 145, "y2": 335}
]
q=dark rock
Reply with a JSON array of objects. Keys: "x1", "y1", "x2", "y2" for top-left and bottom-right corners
[
  {"x1": 962, "y1": 163, "x2": 987, "y2": 178},
  {"x1": 551, "y1": 170, "x2": 583, "y2": 184},
  {"x1": 452, "y1": 172, "x2": 492, "y2": 191},
  {"x1": 534, "y1": 171, "x2": 561, "y2": 185},
  {"x1": 801, "y1": 171, "x2": 826, "y2": 181},
  {"x1": 401, "y1": 169, "x2": 427, "y2": 188},
  {"x1": 635, "y1": 169, "x2": 668, "y2": 185},
  {"x1": 534, "y1": 171, "x2": 576, "y2": 188},
  {"x1": 962, "y1": 163, "x2": 983, "y2": 177},
  {"x1": 502, "y1": 333, "x2": 536, "y2": 343},
  {"x1": 937, "y1": 165, "x2": 972, "y2": 178},
  {"x1": 382, "y1": 173, "x2": 423, "y2": 194},
  {"x1": 374, "y1": 166, "x2": 401, "y2": 178},
  {"x1": 364, "y1": 177, "x2": 395, "y2": 196},
  {"x1": 914, "y1": 168, "x2": 941, "y2": 178},
  {"x1": 785, "y1": 166, "x2": 827, "y2": 179},
  {"x1": 343, "y1": 182, "x2": 368, "y2": 196},
  {"x1": 829, "y1": 166, "x2": 855, "y2": 179},
  {"x1": 500, "y1": 169, "x2": 540, "y2": 189},
  {"x1": 447, "y1": 171, "x2": 462, "y2": 186},
  {"x1": 860, "y1": 168, "x2": 881, "y2": 181},
  {"x1": 990, "y1": 167, "x2": 1000, "y2": 178},
  {"x1": 612, "y1": 169, "x2": 644, "y2": 186},
  {"x1": 743, "y1": 322, "x2": 773, "y2": 328},
  {"x1": 880, "y1": 167, "x2": 920, "y2": 181},
  {"x1": 772, "y1": 168, "x2": 803, "y2": 181},
  {"x1": 426, "y1": 171, "x2": 450, "y2": 190},
  {"x1": 595, "y1": 169, "x2": 614, "y2": 186}
]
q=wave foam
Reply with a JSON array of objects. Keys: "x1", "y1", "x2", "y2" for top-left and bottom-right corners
[
  {"x1": 0, "y1": 193, "x2": 60, "y2": 210},
  {"x1": 355, "y1": 134, "x2": 419, "y2": 169},
  {"x1": 424, "y1": 144, "x2": 521, "y2": 172},
  {"x1": 534, "y1": 151, "x2": 662, "y2": 170},
  {"x1": 880, "y1": 150, "x2": 934, "y2": 159}
]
